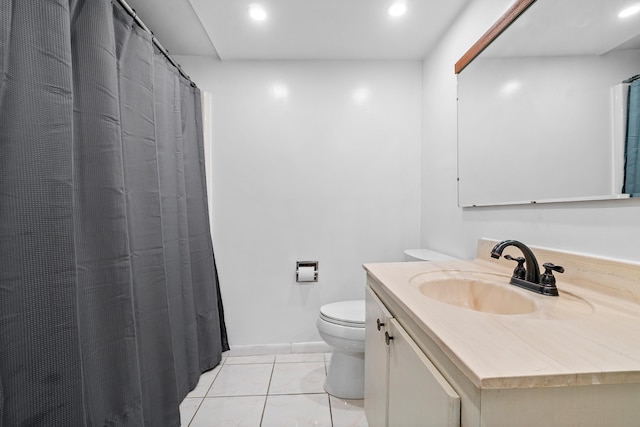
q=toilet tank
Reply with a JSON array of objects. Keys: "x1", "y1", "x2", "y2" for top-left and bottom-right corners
[{"x1": 403, "y1": 249, "x2": 458, "y2": 262}]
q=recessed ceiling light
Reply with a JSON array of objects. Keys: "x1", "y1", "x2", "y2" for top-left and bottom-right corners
[
  {"x1": 352, "y1": 86, "x2": 371, "y2": 105},
  {"x1": 248, "y1": 3, "x2": 267, "y2": 21},
  {"x1": 387, "y1": 2, "x2": 407, "y2": 17},
  {"x1": 270, "y1": 83, "x2": 289, "y2": 100},
  {"x1": 618, "y1": 3, "x2": 640, "y2": 18}
]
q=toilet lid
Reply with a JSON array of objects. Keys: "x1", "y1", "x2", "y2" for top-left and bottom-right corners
[{"x1": 320, "y1": 300, "x2": 365, "y2": 327}]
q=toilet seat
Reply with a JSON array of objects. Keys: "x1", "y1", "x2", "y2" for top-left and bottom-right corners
[{"x1": 319, "y1": 300, "x2": 365, "y2": 328}]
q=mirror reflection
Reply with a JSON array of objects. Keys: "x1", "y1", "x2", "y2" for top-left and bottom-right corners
[{"x1": 457, "y1": 0, "x2": 640, "y2": 207}]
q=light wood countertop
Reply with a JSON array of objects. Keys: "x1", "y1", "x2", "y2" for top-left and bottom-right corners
[{"x1": 363, "y1": 239, "x2": 640, "y2": 390}]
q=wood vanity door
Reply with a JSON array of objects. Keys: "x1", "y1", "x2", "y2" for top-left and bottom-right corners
[{"x1": 387, "y1": 318, "x2": 460, "y2": 427}]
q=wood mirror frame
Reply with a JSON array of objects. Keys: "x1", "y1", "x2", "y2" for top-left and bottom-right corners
[{"x1": 454, "y1": 0, "x2": 536, "y2": 74}]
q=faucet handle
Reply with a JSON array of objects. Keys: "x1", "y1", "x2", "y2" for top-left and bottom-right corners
[
  {"x1": 504, "y1": 254, "x2": 526, "y2": 280},
  {"x1": 541, "y1": 262, "x2": 564, "y2": 287}
]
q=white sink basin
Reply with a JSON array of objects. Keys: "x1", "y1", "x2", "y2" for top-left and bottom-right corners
[{"x1": 415, "y1": 274, "x2": 537, "y2": 315}]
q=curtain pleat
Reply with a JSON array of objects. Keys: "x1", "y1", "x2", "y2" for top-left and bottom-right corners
[
  {"x1": 113, "y1": 5, "x2": 182, "y2": 426},
  {"x1": 623, "y1": 80, "x2": 640, "y2": 196},
  {"x1": 0, "y1": 0, "x2": 11, "y2": 99},
  {"x1": 154, "y1": 57, "x2": 201, "y2": 399},
  {"x1": 0, "y1": 0, "x2": 227, "y2": 425},
  {"x1": 72, "y1": 2, "x2": 144, "y2": 424},
  {"x1": 181, "y1": 81, "x2": 224, "y2": 373},
  {"x1": 0, "y1": 1, "x2": 83, "y2": 425}
]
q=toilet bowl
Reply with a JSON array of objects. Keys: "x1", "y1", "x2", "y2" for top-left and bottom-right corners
[
  {"x1": 316, "y1": 300, "x2": 365, "y2": 399},
  {"x1": 317, "y1": 249, "x2": 457, "y2": 399}
]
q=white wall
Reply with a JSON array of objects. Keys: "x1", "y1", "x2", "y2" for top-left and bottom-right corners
[
  {"x1": 421, "y1": 0, "x2": 640, "y2": 261},
  {"x1": 176, "y1": 58, "x2": 422, "y2": 345}
]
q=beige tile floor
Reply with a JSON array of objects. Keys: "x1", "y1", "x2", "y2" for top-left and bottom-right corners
[{"x1": 180, "y1": 352, "x2": 369, "y2": 427}]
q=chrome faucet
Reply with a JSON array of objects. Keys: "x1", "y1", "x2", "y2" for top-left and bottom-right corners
[{"x1": 490, "y1": 240, "x2": 562, "y2": 296}]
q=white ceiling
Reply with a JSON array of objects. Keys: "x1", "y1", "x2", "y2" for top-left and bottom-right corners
[{"x1": 124, "y1": 0, "x2": 471, "y2": 60}]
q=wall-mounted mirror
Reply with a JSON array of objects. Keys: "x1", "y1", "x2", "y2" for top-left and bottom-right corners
[{"x1": 456, "y1": 0, "x2": 640, "y2": 207}]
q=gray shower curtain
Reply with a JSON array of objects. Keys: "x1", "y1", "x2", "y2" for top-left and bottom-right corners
[{"x1": 0, "y1": 1, "x2": 227, "y2": 426}]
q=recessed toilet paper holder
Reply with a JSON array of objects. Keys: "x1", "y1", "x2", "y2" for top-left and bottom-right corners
[{"x1": 296, "y1": 261, "x2": 319, "y2": 282}]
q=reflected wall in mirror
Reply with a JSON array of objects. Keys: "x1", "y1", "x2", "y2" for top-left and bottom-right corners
[{"x1": 456, "y1": 0, "x2": 640, "y2": 207}]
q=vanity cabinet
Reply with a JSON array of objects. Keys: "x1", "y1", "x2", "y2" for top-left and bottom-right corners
[
  {"x1": 365, "y1": 286, "x2": 460, "y2": 427},
  {"x1": 364, "y1": 238, "x2": 640, "y2": 427},
  {"x1": 364, "y1": 286, "x2": 392, "y2": 427}
]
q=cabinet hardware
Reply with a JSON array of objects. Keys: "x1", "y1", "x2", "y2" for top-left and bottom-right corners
[{"x1": 385, "y1": 331, "x2": 393, "y2": 345}]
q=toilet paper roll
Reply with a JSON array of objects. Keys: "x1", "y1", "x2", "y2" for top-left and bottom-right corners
[{"x1": 297, "y1": 266, "x2": 316, "y2": 282}]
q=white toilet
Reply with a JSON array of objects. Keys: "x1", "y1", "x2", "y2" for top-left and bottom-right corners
[
  {"x1": 316, "y1": 300, "x2": 366, "y2": 399},
  {"x1": 317, "y1": 249, "x2": 457, "y2": 399}
]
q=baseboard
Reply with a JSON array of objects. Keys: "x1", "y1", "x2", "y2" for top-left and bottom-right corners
[
  {"x1": 225, "y1": 341, "x2": 331, "y2": 357},
  {"x1": 291, "y1": 341, "x2": 331, "y2": 353}
]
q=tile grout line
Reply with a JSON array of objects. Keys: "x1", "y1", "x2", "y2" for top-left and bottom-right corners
[
  {"x1": 187, "y1": 397, "x2": 204, "y2": 427},
  {"x1": 258, "y1": 360, "x2": 276, "y2": 427},
  {"x1": 188, "y1": 356, "x2": 226, "y2": 426},
  {"x1": 327, "y1": 393, "x2": 335, "y2": 427},
  {"x1": 324, "y1": 353, "x2": 335, "y2": 426},
  {"x1": 263, "y1": 392, "x2": 332, "y2": 397},
  {"x1": 185, "y1": 353, "x2": 351, "y2": 427},
  {"x1": 203, "y1": 356, "x2": 226, "y2": 395}
]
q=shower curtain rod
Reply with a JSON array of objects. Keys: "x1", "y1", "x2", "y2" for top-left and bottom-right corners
[{"x1": 114, "y1": 0, "x2": 195, "y2": 87}]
